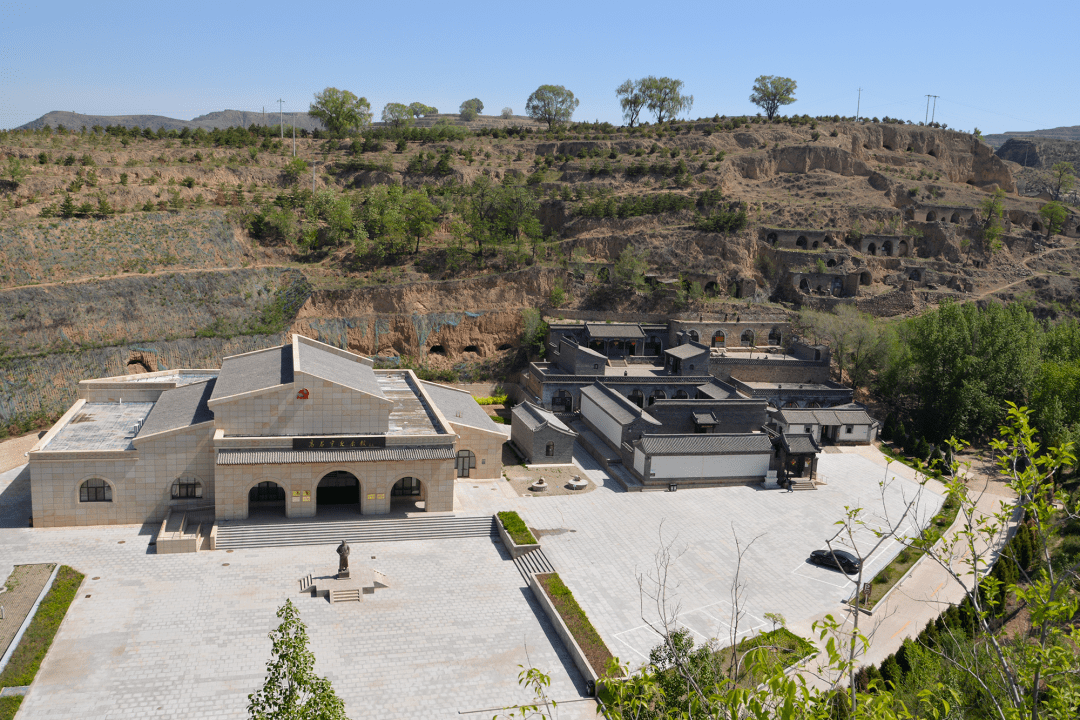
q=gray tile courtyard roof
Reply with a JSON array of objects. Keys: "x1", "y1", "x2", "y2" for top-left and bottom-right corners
[
  {"x1": 692, "y1": 411, "x2": 719, "y2": 425},
  {"x1": 45, "y1": 402, "x2": 155, "y2": 452},
  {"x1": 419, "y1": 381, "x2": 503, "y2": 433},
  {"x1": 774, "y1": 408, "x2": 873, "y2": 426},
  {"x1": 512, "y1": 402, "x2": 574, "y2": 434},
  {"x1": 211, "y1": 345, "x2": 294, "y2": 402},
  {"x1": 696, "y1": 381, "x2": 740, "y2": 400},
  {"x1": 585, "y1": 322, "x2": 645, "y2": 339},
  {"x1": 297, "y1": 341, "x2": 386, "y2": 400},
  {"x1": 138, "y1": 379, "x2": 216, "y2": 438},
  {"x1": 638, "y1": 433, "x2": 773, "y2": 456},
  {"x1": 665, "y1": 343, "x2": 708, "y2": 359},
  {"x1": 781, "y1": 433, "x2": 821, "y2": 455},
  {"x1": 216, "y1": 446, "x2": 456, "y2": 465},
  {"x1": 580, "y1": 383, "x2": 658, "y2": 426}
]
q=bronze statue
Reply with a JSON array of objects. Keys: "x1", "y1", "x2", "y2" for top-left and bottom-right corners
[{"x1": 336, "y1": 539, "x2": 350, "y2": 576}]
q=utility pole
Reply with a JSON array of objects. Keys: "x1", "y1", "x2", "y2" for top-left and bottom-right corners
[
  {"x1": 925, "y1": 95, "x2": 932, "y2": 125},
  {"x1": 930, "y1": 95, "x2": 939, "y2": 124},
  {"x1": 292, "y1": 123, "x2": 296, "y2": 157},
  {"x1": 262, "y1": 106, "x2": 265, "y2": 127},
  {"x1": 856, "y1": 88, "x2": 862, "y2": 122},
  {"x1": 277, "y1": 99, "x2": 285, "y2": 141}
]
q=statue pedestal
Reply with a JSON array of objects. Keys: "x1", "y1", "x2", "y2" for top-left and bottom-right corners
[{"x1": 304, "y1": 566, "x2": 388, "y2": 604}]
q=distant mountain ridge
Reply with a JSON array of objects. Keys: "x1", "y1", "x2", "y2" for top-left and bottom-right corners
[
  {"x1": 984, "y1": 124, "x2": 1080, "y2": 149},
  {"x1": 15, "y1": 109, "x2": 325, "y2": 132}
]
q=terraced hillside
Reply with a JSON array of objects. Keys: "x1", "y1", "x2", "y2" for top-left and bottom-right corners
[{"x1": 1, "y1": 116, "x2": 1078, "y2": 426}]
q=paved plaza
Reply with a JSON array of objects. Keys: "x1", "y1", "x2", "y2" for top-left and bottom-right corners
[
  {"x1": 456, "y1": 444, "x2": 943, "y2": 664},
  {"x1": 0, "y1": 465, "x2": 593, "y2": 720},
  {"x1": 0, "y1": 440, "x2": 941, "y2": 718}
]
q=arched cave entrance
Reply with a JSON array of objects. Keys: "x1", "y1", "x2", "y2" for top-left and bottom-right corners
[
  {"x1": 796, "y1": 236, "x2": 808, "y2": 249},
  {"x1": 248, "y1": 481, "x2": 286, "y2": 517},
  {"x1": 740, "y1": 330, "x2": 755, "y2": 347},
  {"x1": 317, "y1": 471, "x2": 361, "y2": 511}
]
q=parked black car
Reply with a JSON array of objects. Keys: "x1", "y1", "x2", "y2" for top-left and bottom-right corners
[{"x1": 809, "y1": 548, "x2": 861, "y2": 575}]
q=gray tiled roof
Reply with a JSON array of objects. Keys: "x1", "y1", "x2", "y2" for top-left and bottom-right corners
[
  {"x1": 639, "y1": 433, "x2": 773, "y2": 455},
  {"x1": 512, "y1": 402, "x2": 574, "y2": 434},
  {"x1": 692, "y1": 411, "x2": 718, "y2": 425},
  {"x1": 585, "y1": 322, "x2": 645, "y2": 339},
  {"x1": 781, "y1": 433, "x2": 821, "y2": 455},
  {"x1": 665, "y1": 343, "x2": 708, "y2": 359},
  {"x1": 775, "y1": 408, "x2": 873, "y2": 426},
  {"x1": 581, "y1": 383, "x2": 658, "y2": 426},
  {"x1": 696, "y1": 381, "x2": 740, "y2": 400},
  {"x1": 211, "y1": 345, "x2": 293, "y2": 401},
  {"x1": 138, "y1": 379, "x2": 216, "y2": 437},
  {"x1": 420, "y1": 381, "x2": 502, "y2": 432},
  {"x1": 297, "y1": 341, "x2": 386, "y2": 400}
]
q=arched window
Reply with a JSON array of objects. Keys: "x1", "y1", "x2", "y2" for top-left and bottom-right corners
[
  {"x1": 629, "y1": 389, "x2": 645, "y2": 408},
  {"x1": 171, "y1": 476, "x2": 203, "y2": 499},
  {"x1": 740, "y1": 329, "x2": 754, "y2": 347},
  {"x1": 648, "y1": 389, "x2": 666, "y2": 405},
  {"x1": 675, "y1": 389, "x2": 690, "y2": 399},
  {"x1": 80, "y1": 478, "x2": 112, "y2": 503},
  {"x1": 768, "y1": 327, "x2": 782, "y2": 345},
  {"x1": 688, "y1": 330, "x2": 699, "y2": 343},
  {"x1": 712, "y1": 330, "x2": 725, "y2": 347},
  {"x1": 545, "y1": 442, "x2": 555, "y2": 457},
  {"x1": 455, "y1": 449, "x2": 476, "y2": 478},
  {"x1": 392, "y1": 477, "x2": 421, "y2": 496}
]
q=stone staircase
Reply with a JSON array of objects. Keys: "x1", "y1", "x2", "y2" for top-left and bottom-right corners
[
  {"x1": 789, "y1": 479, "x2": 818, "y2": 491},
  {"x1": 513, "y1": 547, "x2": 555, "y2": 582},
  {"x1": 215, "y1": 515, "x2": 496, "y2": 550}
]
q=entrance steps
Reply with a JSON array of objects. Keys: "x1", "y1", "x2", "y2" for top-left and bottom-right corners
[
  {"x1": 789, "y1": 480, "x2": 817, "y2": 491},
  {"x1": 513, "y1": 547, "x2": 555, "y2": 582},
  {"x1": 215, "y1": 515, "x2": 496, "y2": 550}
]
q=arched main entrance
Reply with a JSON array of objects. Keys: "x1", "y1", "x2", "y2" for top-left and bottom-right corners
[
  {"x1": 248, "y1": 481, "x2": 286, "y2": 517},
  {"x1": 317, "y1": 471, "x2": 360, "y2": 512}
]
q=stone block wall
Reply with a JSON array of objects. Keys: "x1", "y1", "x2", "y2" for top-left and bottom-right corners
[
  {"x1": 211, "y1": 378, "x2": 391, "y2": 437},
  {"x1": 213, "y1": 457, "x2": 455, "y2": 520},
  {"x1": 29, "y1": 423, "x2": 215, "y2": 528},
  {"x1": 451, "y1": 422, "x2": 504, "y2": 479}
]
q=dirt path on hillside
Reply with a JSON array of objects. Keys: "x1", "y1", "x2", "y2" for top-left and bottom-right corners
[{"x1": 969, "y1": 239, "x2": 1078, "y2": 301}]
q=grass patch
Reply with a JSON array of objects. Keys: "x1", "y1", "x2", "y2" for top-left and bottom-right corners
[
  {"x1": 856, "y1": 492, "x2": 961, "y2": 610},
  {"x1": 537, "y1": 573, "x2": 614, "y2": 676},
  {"x1": 0, "y1": 696, "x2": 22, "y2": 720},
  {"x1": 497, "y1": 510, "x2": 537, "y2": 545},
  {"x1": 474, "y1": 393, "x2": 509, "y2": 406},
  {"x1": 0, "y1": 565, "x2": 84, "y2": 688},
  {"x1": 720, "y1": 627, "x2": 815, "y2": 685}
]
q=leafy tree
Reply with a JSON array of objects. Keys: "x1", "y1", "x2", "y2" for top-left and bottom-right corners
[
  {"x1": 1041, "y1": 161, "x2": 1075, "y2": 201},
  {"x1": 612, "y1": 245, "x2": 648, "y2": 292},
  {"x1": 979, "y1": 187, "x2": 1006, "y2": 252},
  {"x1": 407, "y1": 102, "x2": 437, "y2": 118},
  {"x1": 459, "y1": 98, "x2": 484, "y2": 121},
  {"x1": 248, "y1": 599, "x2": 348, "y2": 720},
  {"x1": 639, "y1": 76, "x2": 693, "y2": 123},
  {"x1": 1038, "y1": 200, "x2": 1068, "y2": 238},
  {"x1": 615, "y1": 79, "x2": 647, "y2": 127},
  {"x1": 402, "y1": 190, "x2": 439, "y2": 253},
  {"x1": 308, "y1": 87, "x2": 372, "y2": 136},
  {"x1": 749, "y1": 75, "x2": 798, "y2": 119},
  {"x1": 525, "y1": 85, "x2": 579, "y2": 129},
  {"x1": 5, "y1": 156, "x2": 27, "y2": 188},
  {"x1": 380, "y1": 103, "x2": 412, "y2": 128},
  {"x1": 798, "y1": 305, "x2": 890, "y2": 392},
  {"x1": 500, "y1": 107, "x2": 513, "y2": 119}
]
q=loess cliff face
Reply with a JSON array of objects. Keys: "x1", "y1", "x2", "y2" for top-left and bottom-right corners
[{"x1": 3, "y1": 118, "x2": 1077, "y2": 423}]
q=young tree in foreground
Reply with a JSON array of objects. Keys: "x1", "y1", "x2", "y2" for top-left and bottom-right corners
[
  {"x1": 248, "y1": 599, "x2": 349, "y2": 720},
  {"x1": 615, "y1": 79, "x2": 647, "y2": 127},
  {"x1": 5, "y1": 156, "x2": 27, "y2": 188},
  {"x1": 639, "y1": 76, "x2": 693, "y2": 124},
  {"x1": 308, "y1": 88, "x2": 372, "y2": 136},
  {"x1": 525, "y1": 85, "x2": 579, "y2": 129},
  {"x1": 1038, "y1": 200, "x2": 1068, "y2": 238},
  {"x1": 749, "y1": 75, "x2": 797, "y2": 119}
]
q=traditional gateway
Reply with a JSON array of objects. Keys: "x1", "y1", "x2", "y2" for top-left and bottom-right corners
[{"x1": 27, "y1": 335, "x2": 505, "y2": 528}]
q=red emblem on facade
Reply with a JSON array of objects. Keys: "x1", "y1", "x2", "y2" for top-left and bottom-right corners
[{"x1": 296, "y1": 388, "x2": 310, "y2": 400}]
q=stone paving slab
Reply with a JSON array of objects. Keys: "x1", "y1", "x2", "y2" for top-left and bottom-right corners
[
  {"x1": 0, "y1": 464, "x2": 594, "y2": 720},
  {"x1": 455, "y1": 447, "x2": 943, "y2": 665}
]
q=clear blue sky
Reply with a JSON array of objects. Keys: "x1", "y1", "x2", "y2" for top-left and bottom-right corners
[{"x1": 0, "y1": 0, "x2": 1072, "y2": 133}]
